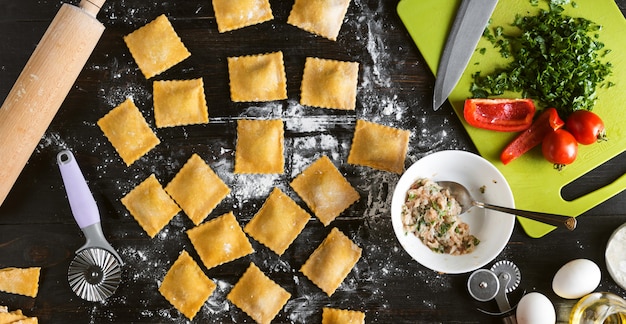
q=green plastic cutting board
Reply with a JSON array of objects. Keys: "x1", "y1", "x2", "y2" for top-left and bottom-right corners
[{"x1": 398, "y1": 0, "x2": 626, "y2": 238}]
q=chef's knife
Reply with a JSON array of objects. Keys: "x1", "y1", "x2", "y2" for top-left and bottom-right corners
[{"x1": 433, "y1": 0, "x2": 498, "y2": 111}]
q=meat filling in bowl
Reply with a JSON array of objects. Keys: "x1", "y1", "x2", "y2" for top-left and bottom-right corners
[{"x1": 401, "y1": 178, "x2": 479, "y2": 255}]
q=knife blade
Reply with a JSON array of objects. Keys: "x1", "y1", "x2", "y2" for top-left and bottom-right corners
[{"x1": 433, "y1": 0, "x2": 498, "y2": 111}]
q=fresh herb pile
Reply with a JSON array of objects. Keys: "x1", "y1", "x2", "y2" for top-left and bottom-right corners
[{"x1": 470, "y1": 0, "x2": 614, "y2": 116}]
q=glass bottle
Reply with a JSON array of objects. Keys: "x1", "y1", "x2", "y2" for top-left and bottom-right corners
[{"x1": 569, "y1": 292, "x2": 626, "y2": 324}]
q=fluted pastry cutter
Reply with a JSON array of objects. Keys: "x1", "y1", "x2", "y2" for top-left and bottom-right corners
[
  {"x1": 467, "y1": 260, "x2": 521, "y2": 324},
  {"x1": 57, "y1": 150, "x2": 123, "y2": 302}
]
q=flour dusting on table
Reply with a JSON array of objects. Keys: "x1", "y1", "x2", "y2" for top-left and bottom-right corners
[{"x1": 30, "y1": 0, "x2": 471, "y2": 322}]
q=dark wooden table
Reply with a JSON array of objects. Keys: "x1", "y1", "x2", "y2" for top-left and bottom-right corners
[{"x1": 1, "y1": 0, "x2": 625, "y2": 323}]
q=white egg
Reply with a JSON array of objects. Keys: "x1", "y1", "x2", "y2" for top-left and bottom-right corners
[
  {"x1": 516, "y1": 292, "x2": 556, "y2": 324},
  {"x1": 552, "y1": 259, "x2": 601, "y2": 299}
]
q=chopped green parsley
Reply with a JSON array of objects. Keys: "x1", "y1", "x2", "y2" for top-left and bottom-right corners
[{"x1": 471, "y1": 0, "x2": 613, "y2": 116}]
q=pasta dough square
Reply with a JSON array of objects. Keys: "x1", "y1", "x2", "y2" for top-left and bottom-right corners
[
  {"x1": 123, "y1": 14, "x2": 191, "y2": 79},
  {"x1": 300, "y1": 228, "x2": 361, "y2": 296},
  {"x1": 287, "y1": 0, "x2": 351, "y2": 41},
  {"x1": 290, "y1": 156, "x2": 359, "y2": 226},
  {"x1": 187, "y1": 212, "x2": 254, "y2": 270},
  {"x1": 121, "y1": 174, "x2": 181, "y2": 238},
  {"x1": 97, "y1": 98, "x2": 161, "y2": 166},
  {"x1": 244, "y1": 188, "x2": 310, "y2": 255},
  {"x1": 227, "y1": 52, "x2": 287, "y2": 102},
  {"x1": 0, "y1": 306, "x2": 37, "y2": 324},
  {"x1": 348, "y1": 119, "x2": 410, "y2": 174},
  {"x1": 0, "y1": 267, "x2": 40, "y2": 297},
  {"x1": 300, "y1": 57, "x2": 359, "y2": 110},
  {"x1": 235, "y1": 119, "x2": 284, "y2": 174},
  {"x1": 0, "y1": 311, "x2": 26, "y2": 324},
  {"x1": 159, "y1": 250, "x2": 216, "y2": 320},
  {"x1": 165, "y1": 154, "x2": 231, "y2": 225},
  {"x1": 322, "y1": 307, "x2": 365, "y2": 324},
  {"x1": 227, "y1": 263, "x2": 291, "y2": 324},
  {"x1": 213, "y1": 0, "x2": 274, "y2": 33},
  {"x1": 153, "y1": 78, "x2": 209, "y2": 128}
]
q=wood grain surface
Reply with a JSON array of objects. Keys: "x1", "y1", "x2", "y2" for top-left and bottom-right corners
[{"x1": 1, "y1": 0, "x2": 625, "y2": 323}]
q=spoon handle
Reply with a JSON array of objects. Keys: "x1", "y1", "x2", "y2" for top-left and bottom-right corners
[{"x1": 474, "y1": 202, "x2": 577, "y2": 231}]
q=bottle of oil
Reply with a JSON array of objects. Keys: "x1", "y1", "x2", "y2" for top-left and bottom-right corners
[{"x1": 569, "y1": 292, "x2": 626, "y2": 324}]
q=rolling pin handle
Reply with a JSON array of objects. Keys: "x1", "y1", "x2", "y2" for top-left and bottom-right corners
[{"x1": 80, "y1": 0, "x2": 106, "y2": 17}]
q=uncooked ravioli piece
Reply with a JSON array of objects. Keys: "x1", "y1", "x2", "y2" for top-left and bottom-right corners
[
  {"x1": 348, "y1": 119, "x2": 410, "y2": 174},
  {"x1": 234, "y1": 119, "x2": 284, "y2": 174},
  {"x1": 300, "y1": 228, "x2": 361, "y2": 296},
  {"x1": 212, "y1": 0, "x2": 274, "y2": 32},
  {"x1": 227, "y1": 263, "x2": 291, "y2": 324},
  {"x1": 300, "y1": 57, "x2": 359, "y2": 110},
  {"x1": 159, "y1": 250, "x2": 216, "y2": 320},
  {"x1": 322, "y1": 307, "x2": 365, "y2": 324},
  {"x1": 0, "y1": 267, "x2": 40, "y2": 297},
  {"x1": 121, "y1": 174, "x2": 180, "y2": 238},
  {"x1": 0, "y1": 306, "x2": 38, "y2": 323},
  {"x1": 227, "y1": 52, "x2": 288, "y2": 102},
  {"x1": 186, "y1": 212, "x2": 254, "y2": 270},
  {"x1": 153, "y1": 78, "x2": 209, "y2": 128},
  {"x1": 123, "y1": 14, "x2": 191, "y2": 79},
  {"x1": 165, "y1": 154, "x2": 230, "y2": 225},
  {"x1": 244, "y1": 187, "x2": 310, "y2": 255},
  {"x1": 287, "y1": 0, "x2": 352, "y2": 40},
  {"x1": 97, "y1": 98, "x2": 160, "y2": 166},
  {"x1": 290, "y1": 155, "x2": 359, "y2": 226}
]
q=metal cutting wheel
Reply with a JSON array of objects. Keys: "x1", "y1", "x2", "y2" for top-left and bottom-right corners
[{"x1": 468, "y1": 260, "x2": 521, "y2": 324}]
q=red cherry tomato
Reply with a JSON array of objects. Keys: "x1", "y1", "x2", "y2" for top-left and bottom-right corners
[
  {"x1": 565, "y1": 110, "x2": 606, "y2": 145},
  {"x1": 542, "y1": 129, "x2": 578, "y2": 170}
]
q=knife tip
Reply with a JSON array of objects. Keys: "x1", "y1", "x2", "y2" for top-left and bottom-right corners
[{"x1": 432, "y1": 97, "x2": 443, "y2": 111}]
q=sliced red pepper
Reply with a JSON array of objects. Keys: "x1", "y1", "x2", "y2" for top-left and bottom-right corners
[
  {"x1": 500, "y1": 107, "x2": 565, "y2": 165},
  {"x1": 464, "y1": 98, "x2": 536, "y2": 132}
]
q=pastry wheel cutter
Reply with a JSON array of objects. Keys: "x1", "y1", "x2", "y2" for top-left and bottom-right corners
[
  {"x1": 57, "y1": 150, "x2": 123, "y2": 302},
  {"x1": 467, "y1": 260, "x2": 521, "y2": 324}
]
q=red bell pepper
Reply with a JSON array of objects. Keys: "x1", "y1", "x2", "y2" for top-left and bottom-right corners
[
  {"x1": 464, "y1": 98, "x2": 536, "y2": 132},
  {"x1": 500, "y1": 107, "x2": 565, "y2": 165}
]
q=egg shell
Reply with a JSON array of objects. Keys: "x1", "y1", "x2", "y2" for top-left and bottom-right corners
[
  {"x1": 516, "y1": 292, "x2": 556, "y2": 324},
  {"x1": 552, "y1": 259, "x2": 601, "y2": 299}
]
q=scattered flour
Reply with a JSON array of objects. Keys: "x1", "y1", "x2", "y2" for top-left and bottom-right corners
[{"x1": 33, "y1": 0, "x2": 469, "y2": 322}]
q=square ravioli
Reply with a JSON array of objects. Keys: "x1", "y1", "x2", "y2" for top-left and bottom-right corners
[
  {"x1": 235, "y1": 119, "x2": 284, "y2": 174},
  {"x1": 348, "y1": 119, "x2": 410, "y2": 174},
  {"x1": 153, "y1": 78, "x2": 209, "y2": 128},
  {"x1": 227, "y1": 263, "x2": 291, "y2": 324},
  {"x1": 0, "y1": 267, "x2": 40, "y2": 297},
  {"x1": 244, "y1": 188, "x2": 310, "y2": 255},
  {"x1": 123, "y1": 14, "x2": 191, "y2": 79},
  {"x1": 287, "y1": 0, "x2": 351, "y2": 40},
  {"x1": 300, "y1": 57, "x2": 359, "y2": 110},
  {"x1": 159, "y1": 250, "x2": 216, "y2": 320},
  {"x1": 213, "y1": 0, "x2": 274, "y2": 33},
  {"x1": 187, "y1": 212, "x2": 254, "y2": 270},
  {"x1": 121, "y1": 174, "x2": 181, "y2": 238},
  {"x1": 97, "y1": 98, "x2": 160, "y2": 166},
  {"x1": 300, "y1": 228, "x2": 361, "y2": 296},
  {"x1": 227, "y1": 52, "x2": 287, "y2": 102},
  {"x1": 290, "y1": 156, "x2": 359, "y2": 226},
  {"x1": 322, "y1": 307, "x2": 365, "y2": 324},
  {"x1": 165, "y1": 154, "x2": 231, "y2": 225},
  {"x1": 0, "y1": 306, "x2": 38, "y2": 323}
]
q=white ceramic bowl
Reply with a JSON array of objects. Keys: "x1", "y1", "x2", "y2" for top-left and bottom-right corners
[{"x1": 391, "y1": 150, "x2": 515, "y2": 274}]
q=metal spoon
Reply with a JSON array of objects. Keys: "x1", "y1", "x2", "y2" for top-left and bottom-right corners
[{"x1": 438, "y1": 181, "x2": 577, "y2": 231}]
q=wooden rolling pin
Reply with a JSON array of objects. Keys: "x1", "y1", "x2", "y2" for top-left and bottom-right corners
[{"x1": 0, "y1": 0, "x2": 106, "y2": 206}]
